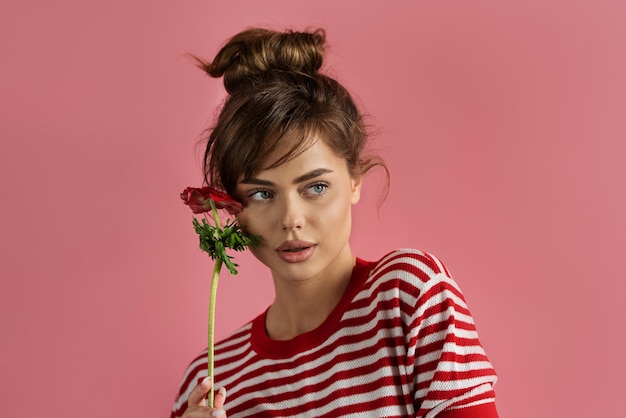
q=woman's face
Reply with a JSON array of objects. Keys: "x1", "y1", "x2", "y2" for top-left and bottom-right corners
[{"x1": 235, "y1": 138, "x2": 362, "y2": 284}]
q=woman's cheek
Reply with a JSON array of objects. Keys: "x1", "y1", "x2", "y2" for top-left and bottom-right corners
[
  {"x1": 238, "y1": 208, "x2": 264, "y2": 236},
  {"x1": 236, "y1": 211, "x2": 253, "y2": 233}
]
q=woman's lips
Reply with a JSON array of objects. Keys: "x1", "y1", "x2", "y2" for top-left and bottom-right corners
[{"x1": 275, "y1": 240, "x2": 316, "y2": 263}]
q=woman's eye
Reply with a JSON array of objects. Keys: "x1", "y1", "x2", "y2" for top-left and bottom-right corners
[
  {"x1": 306, "y1": 183, "x2": 328, "y2": 196},
  {"x1": 249, "y1": 190, "x2": 273, "y2": 201}
]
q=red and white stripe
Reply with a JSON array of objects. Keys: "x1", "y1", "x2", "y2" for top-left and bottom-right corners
[{"x1": 172, "y1": 249, "x2": 497, "y2": 417}]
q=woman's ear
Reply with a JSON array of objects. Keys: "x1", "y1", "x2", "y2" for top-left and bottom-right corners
[{"x1": 350, "y1": 175, "x2": 362, "y2": 204}]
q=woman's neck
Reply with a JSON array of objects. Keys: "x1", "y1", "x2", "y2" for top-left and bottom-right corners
[{"x1": 265, "y1": 251, "x2": 356, "y2": 341}]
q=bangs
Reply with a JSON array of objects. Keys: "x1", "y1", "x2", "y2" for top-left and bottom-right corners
[{"x1": 241, "y1": 118, "x2": 322, "y2": 181}]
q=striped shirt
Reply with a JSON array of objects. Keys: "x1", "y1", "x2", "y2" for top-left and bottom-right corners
[{"x1": 171, "y1": 249, "x2": 498, "y2": 417}]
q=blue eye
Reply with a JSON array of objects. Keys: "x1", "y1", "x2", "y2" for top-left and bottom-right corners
[
  {"x1": 249, "y1": 190, "x2": 272, "y2": 201},
  {"x1": 306, "y1": 183, "x2": 328, "y2": 196}
]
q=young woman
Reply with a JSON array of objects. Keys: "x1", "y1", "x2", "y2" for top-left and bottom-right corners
[{"x1": 172, "y1": 28, "x2": 498, "y2": 418}]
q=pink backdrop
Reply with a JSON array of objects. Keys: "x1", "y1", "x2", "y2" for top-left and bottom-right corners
[{"x1": 1, "y1": 1, "x2": 624, "y2": 417}]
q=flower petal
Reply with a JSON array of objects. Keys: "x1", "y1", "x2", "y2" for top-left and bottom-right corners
[{"x1": 181, "y1": 187, "x2": 243, "y2": 215}]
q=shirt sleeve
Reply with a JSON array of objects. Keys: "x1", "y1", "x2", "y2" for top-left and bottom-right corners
[
  {"x1": 170, "y1": 351, "x2": 208, "y2": 418},
  {"x1": 400, "y1": 253, "x2": 498, "y2": 417}
]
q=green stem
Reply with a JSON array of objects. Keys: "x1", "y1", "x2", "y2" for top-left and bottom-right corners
[
  {"x1": 207, "y1": 257, "x2": 222, "y2": 408},
  {"x1": 209, "y1": 200, "x2": 223, "y2": 230},
  {"x1": 207, "y1": 199, "x2": 223, "y2": 408}
]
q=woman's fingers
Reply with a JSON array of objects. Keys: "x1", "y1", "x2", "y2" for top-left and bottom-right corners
[
  {"x1": 185, "y1": 377, "x2": 227, "y2": 417},
  {"x1": 214, "y1": 387, "x2": 227, "y2": 409},
  {"x1": 210, "y1": 386, "x2": 227, "y2": 416},
  {"x1": 188, "y1": 377, "x2": 212, "y2": 407}
]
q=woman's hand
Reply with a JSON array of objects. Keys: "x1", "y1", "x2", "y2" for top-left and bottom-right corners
[{"x1": 181, "y1": 377, "x2": 227, "y2": 418}]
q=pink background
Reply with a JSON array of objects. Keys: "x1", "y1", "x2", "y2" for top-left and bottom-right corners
[{"x1": 1, "y1": 1, "x2": 624, "y2": 417}]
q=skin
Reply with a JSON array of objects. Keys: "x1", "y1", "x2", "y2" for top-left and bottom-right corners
[{"x1": 236, "y1": 138, "x2": 362, "y2": 340}]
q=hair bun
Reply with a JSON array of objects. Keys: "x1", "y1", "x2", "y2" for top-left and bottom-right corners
[{"x1": 198, "y1": 28, "x2": 326, "y2": 93}]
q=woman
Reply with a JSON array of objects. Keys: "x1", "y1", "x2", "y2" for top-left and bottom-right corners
[{"x1": 172, "y1": 28, "x2": 498, "y2": 418}]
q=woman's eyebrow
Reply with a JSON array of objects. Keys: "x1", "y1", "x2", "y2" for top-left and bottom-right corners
[
  {"x1": 293, "y1": 168, "x2": 333, "y2": 184},
  {"x1": 240, "y1": 177, "x2": 274, "y2": 186},
  {"x1": 240, "y1": 168, "x2": 333, "y2": 186}
]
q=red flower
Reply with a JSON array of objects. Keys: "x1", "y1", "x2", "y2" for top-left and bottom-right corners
[{"x1": 180, "y1": 187, "x2": 243, "y2": 215}]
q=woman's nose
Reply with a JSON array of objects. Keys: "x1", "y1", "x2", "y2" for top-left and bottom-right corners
[{"x1": 281, "y1": 196, "x2": 304, "y2": 231}]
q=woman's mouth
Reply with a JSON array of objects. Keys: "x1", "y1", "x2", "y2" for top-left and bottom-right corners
[{"x1": 275, "y1": 241, "x2": 316, "y2": 263}]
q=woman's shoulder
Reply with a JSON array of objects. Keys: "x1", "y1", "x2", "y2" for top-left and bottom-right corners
[
  {"x1": 357, "y1": 248, "x2": 473, "y2": 321},
  {"x1": 368, "y1": 248, "x2": 453, "y2": 282},
  {"x1": 356, "y1": 248, "x2": 464, "y2": 302}
]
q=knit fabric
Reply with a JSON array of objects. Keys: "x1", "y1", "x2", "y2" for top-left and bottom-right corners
[{"x1": 171, "y1": 249, "x2": 498, "y2": 417}]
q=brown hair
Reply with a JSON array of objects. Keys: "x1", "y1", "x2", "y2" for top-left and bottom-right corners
[{"x1": 192, "y1": 28, "x2": 388, "y2": 198}]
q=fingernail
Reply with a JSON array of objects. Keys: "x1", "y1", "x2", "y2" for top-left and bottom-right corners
[
  {"x1": 201, "y1": 376, "x2": 211, "y2": 385},
  {"x1": 211, "y1": 410, "x2": 225, "y2": 417},
  {"x1": 218, "y1": 387, "x2": 227, "y2": 399}
]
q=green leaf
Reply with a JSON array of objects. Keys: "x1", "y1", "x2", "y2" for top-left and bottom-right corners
[{"x1": 190, "y1": 217, "x2": 261, "y2": 275}]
